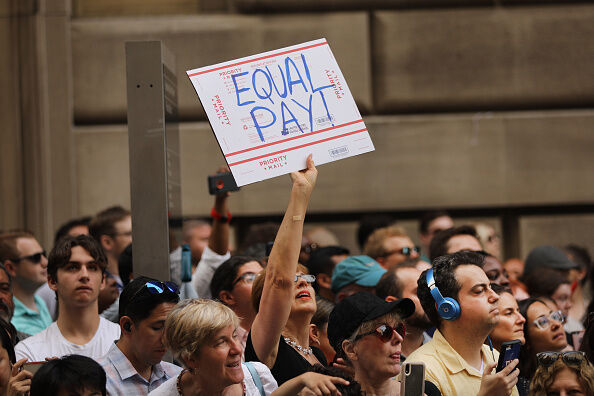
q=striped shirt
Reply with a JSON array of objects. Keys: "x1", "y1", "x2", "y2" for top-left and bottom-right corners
[{"x1": 98, "y1": 342, "x2": 182, "y2": 395}]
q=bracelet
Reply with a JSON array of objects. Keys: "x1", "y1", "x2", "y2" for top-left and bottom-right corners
[{"x1": 211, "y1": 207, "x2": 232, "y2": 223}]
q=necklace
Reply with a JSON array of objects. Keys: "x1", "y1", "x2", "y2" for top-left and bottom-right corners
[
  {"x1": 176, "y1": 369, "x2": 246, "y2": 395},
  {"x1": 283, "y1": 336, "x2": 313, "y2": 355}
]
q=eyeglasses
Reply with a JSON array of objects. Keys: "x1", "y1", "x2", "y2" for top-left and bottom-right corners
[
  {"x1": 354, "y1": 323, "x2": 406, "y2": 343},
  {"x1": 301, "y1": 243, "x2": 319, "y2": 255},
  {"x1": 232, "y1": 272, "x2": 258, "y2": 287},
  {"x1": 383, "y1": 246, "x2": 420, "y2": 257},
  {"x1": 12, "y1": 251, "x2": 46, "y2": 264},
  {"x1": 294, "y1": 274, "x2": 316, "y2": 284},
  {"x1": 536, "y1": 351, "x2": 586, "y2": 367},
  {"x1": 533, "y1": 310, "x2": 566, "y2": 330}
]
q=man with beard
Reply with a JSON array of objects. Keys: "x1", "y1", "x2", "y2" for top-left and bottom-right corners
[{"x1": 376, "y1": 261, "x2": 433, "y2": 359}]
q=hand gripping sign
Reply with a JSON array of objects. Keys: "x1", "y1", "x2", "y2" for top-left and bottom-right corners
[{"x1": 187, "y1": 38, "x2": 374, "y2": 186}]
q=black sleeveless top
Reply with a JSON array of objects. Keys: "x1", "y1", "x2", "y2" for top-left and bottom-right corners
[{"x1": 244, "y1": 331, "x2": 328, "y2": 385}]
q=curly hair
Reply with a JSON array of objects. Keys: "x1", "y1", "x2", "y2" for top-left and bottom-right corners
[{"x1": 530, "y1": 357, "x2": 594, "y2": 396}]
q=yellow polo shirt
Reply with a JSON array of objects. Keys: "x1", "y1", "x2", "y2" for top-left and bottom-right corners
[{"x1": 404, "y1": 329, "x2": 519, "y2": 396}]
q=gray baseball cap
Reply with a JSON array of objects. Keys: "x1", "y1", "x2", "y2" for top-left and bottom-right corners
[{"x1": 524, "y1": 245, "x2": 579, "y2": 275}]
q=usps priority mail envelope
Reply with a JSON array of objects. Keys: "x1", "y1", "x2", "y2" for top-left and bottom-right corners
[{"x1": 187, "y1": 38, "x2": 374, "y2": 186}]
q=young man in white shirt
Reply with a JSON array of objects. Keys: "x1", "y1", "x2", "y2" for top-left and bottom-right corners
[{"x1": 15, "y1": 234, "x2": 120, "y2": 361}]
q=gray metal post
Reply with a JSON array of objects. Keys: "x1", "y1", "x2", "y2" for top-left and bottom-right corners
[{"x1": 125, "y1": 41, "x2": 181, "y2": 281}]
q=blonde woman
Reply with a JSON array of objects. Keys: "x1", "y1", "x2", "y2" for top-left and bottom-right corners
[{"x1": 150, "y1": 299, "x2": 347, "y2": 396}]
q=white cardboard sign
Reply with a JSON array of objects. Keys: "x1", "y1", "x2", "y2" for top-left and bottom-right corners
[{"x1": 187, "y1": 38, "x2": 374, "y2": 186}]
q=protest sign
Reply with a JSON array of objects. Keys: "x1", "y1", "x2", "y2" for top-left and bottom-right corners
[{"x1": 187, "y1": 38, "x2": 374, "y2": 186}]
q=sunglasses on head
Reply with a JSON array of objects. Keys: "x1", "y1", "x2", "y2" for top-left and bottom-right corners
[
  {"x1": 536, "y1": 351, "x2": 586, "y2": 367},
  {"x1": 13, "y1": 251, "x2": 46, "y2": 264},
  {"x1": 129, "y1": 280, "x2": 180, "y2": 304},
  {"x1": 533, "y1": 310, "x2": 565, "y2": 330},
  {"x1": 354, "y1": 323, "x2": 406, "y2": 343}
]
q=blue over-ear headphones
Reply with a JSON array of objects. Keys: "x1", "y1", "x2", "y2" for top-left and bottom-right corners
[{"x1": 426, "y1": 268, "x2": 461, "y2": 321}]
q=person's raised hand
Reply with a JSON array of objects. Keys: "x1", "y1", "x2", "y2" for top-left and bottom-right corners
[
  {"x1": 7, "y1": 358, "x2": 33, "y2": 396},
  {"x1": 296, "y1": 372, "x2": 349, "y2": 396},
  {"x1": 290, "y1": 154, "x2": 317, "y2": 196},
  {"x1": 477, "y1": 359, "x2": 519, "y2": 396}
]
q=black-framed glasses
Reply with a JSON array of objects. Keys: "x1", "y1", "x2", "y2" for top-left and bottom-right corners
[
  {"x1": 12, "y1": 251, "x2": 46, "y2": 264},
  {"x1": 533, "y1": 310, "x2": 565, "y2": 330},
  {"x1": 232, "y1": 272, "x2": 258, "y2": 287},
  {"x1": 536, "y1": 351, "x2": 586, "y2": 367},
  {"x1": 383, "y1": 246, "x2": 420, "y2": 257},
  {"x1": 354, "y1": 323, "x2": 406, "y2": 343},
  {"x1": 294, "y1": 274, "x2": 316, "y2": 284}
]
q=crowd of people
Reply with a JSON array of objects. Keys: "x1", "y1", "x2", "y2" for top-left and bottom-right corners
[{"x1": 0, "y1": 157, "x2": 592, "y2": 395}]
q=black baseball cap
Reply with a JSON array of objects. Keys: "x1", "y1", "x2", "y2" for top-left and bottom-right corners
[{"x1": 327, "y1": 292, "x2": 415, "y2": 354}]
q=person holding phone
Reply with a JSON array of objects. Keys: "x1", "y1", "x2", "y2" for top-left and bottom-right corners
[
  {"x1": 327, "y1": 292, "x2": 441, "y2": 396},
  {"x1": 407, "y1": 251, "x2": 519, "y2": 396}
]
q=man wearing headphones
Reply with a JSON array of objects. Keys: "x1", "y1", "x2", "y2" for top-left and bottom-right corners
[
  {"x1": 98, "y1": 276, "x2": 181, "y2": 395},
  {"x1": 405, "y1": 251, "x2": 519, "y2": 396}
]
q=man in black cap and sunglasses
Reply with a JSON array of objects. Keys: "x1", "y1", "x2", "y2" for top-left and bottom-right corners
[
  {"x1": 98, "y1": 276, "x2": 181, "y2": 395},
  {"x1": 15, "y1": 234, "x2": 120, "y2": 361},
  {"x1": 0, "y1": 231, "x2": 52, "y2": 335}
]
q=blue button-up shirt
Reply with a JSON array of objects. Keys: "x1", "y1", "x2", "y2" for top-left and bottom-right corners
[
  {"x1": 98, "y1": 342, "x2": 182, "y2": 395},
  {"x1": 11, "y1": 295, "x2": 52, "y2": 335}
]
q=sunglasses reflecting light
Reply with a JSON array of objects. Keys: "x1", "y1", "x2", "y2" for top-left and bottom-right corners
[
  {"x1": 354, "y1": 323, "x2": 406, "y2": 343},
  {"x1": 294, "y1": 274, "x2": 316, "y2": 284},
  {"x1": 536, "y1": 351, "x2": 586, "y2": 367}
]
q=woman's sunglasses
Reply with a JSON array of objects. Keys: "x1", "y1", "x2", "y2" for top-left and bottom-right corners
[
  {"x1": 354, "y1": 323, "x2": 406, "y2": 343},
  {"x1": 536, "y1": 351, "x2": 586, "y2": 367}
]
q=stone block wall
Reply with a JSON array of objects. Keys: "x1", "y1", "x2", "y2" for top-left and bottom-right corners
[{"x1": 1, "y1": 0, "x2": 592, "y2": 258}]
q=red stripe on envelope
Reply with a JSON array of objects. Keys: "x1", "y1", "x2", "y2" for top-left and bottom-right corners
[
  {"x1": 188, "y1": 41, "x2": 328, "y2": 77},
  {"x1": 227, "y1": 128, "x2": 368, "y2": 167},
  {"x1": 225, "y1": 119, "x2": 364, "y2": 157}
]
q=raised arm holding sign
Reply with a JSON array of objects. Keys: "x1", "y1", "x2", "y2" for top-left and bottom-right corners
[{"x1": 187, "y1": 38, "x2": 374, "y2": 186}]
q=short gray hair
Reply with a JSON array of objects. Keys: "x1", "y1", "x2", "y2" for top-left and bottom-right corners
[{"x1": 164, "y1": 299, "x2": 239, "y2": 365}]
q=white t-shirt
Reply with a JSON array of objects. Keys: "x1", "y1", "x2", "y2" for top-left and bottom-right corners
[
  {"x1": 191, "y1": 246, "x2": 231, "y2": 299},
  {"x1": 15, "y1": 317, "x2": 121, "y2": 361},
  {"x1": 148, "y1": 362, "x2": 277, "y2": 396}
]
